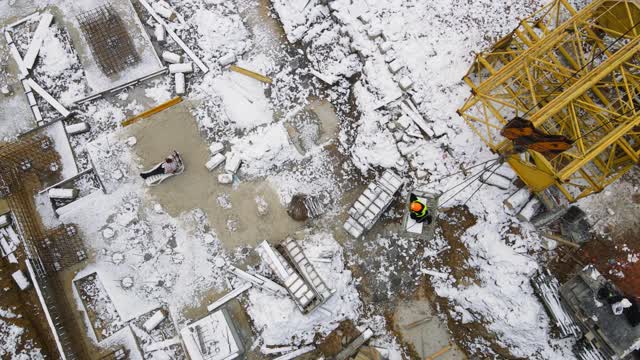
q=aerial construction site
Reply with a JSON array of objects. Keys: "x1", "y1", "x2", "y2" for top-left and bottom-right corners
[{"x1": 1, "y1": 0, "x2": 639, "y2": 359}]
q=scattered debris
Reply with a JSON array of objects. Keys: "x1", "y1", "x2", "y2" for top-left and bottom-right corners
[
  {"x1": 138, "y1": 0, "x2": 208, "y2": 73},
  {"x1": 180, "y1": 309, "x2": 244, "y2": 360},
  {"x1": 227, "y1": 265, "x2": 287, "y2": 296},
  {"x1": 561, "y1": 266, "x2": 640, "y2": 359},
  {"x1": 531, "y1": 269, "x2": 581, "y2": 338}
]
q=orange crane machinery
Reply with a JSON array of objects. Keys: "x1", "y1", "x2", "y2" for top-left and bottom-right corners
[{"x1": 457, "y1": 0, "x2": 640, "y2": 203}]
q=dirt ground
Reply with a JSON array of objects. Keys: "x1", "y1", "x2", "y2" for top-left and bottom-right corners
[
  {"x1": 126, "y1": 102, "x2": 306, "y2": 251},
  {"x1": 0, "y1": 247, "x2": 55, "y2": 358}
]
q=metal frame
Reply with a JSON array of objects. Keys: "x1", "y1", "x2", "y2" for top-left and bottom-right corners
[{"x1": 458, "y1": 0, "x2": 640, "y2": 202}]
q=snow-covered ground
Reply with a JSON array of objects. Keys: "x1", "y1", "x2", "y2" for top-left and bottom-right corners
[{"x1": 2, "y1": 0, "x2": 639, "y2": 359}]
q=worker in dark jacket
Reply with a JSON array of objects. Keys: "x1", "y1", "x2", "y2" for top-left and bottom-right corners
[{"x1": 410, "y1": 194, "x2": 432, "y2": 224}]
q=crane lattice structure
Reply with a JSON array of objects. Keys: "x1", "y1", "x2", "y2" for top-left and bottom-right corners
[{"x1": 458, "y1": 0, "x2": 640, "y2": 202}]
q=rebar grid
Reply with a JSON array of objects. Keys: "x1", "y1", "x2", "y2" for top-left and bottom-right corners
[
  {"x1": 0, "y1": 135, "x2": 61, "y2": 199},
  {"x1": 0, "y1": 139, "x2": 89, "y2": 359},
  {"x1": 38, "y1": 225, "x2": 86, "y2": 274},
  {"x1": 77, "y1": 4, "x2": 139, "y2": 76}
]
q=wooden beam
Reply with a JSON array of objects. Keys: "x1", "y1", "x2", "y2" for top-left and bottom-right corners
[
  {"x1": 23, "y1": 13, "x2": 53, "y2": 70},
  {"x1": 25, "y1": 78, "x2": 70, "y2": 117},
  {"x1": 230, "y1": 65, "x2": 272, "y2": 84},
  {"x1": 425, "y1": 344, "x2": 451, "y2": 360},
  {"x1": 206, "y1": 283, "x2": 252, "y2": 313},
  {"x1": 121, "y1": 96, "x2": 182, "y2": 127}
]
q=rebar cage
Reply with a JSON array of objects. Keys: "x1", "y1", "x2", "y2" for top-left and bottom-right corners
[{"x1": 77, "y1": 4, "x2": 139, "y2": 76}]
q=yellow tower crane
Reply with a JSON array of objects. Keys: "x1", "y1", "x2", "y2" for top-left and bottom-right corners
[{"x1": 457, "y1": 0, "x2": 640, "y2": 203}]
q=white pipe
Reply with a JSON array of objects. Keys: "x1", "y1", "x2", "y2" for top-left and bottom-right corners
[
  {"x1": 168, "y1": 63, "x2": 193, "y2": 74},
  {"x1": 161, "y1": 51, "x2": 181, "y2": 64},
  {"x1": 174, "y1": 72, "x2": 185, "y2": 95},
  {"x1": 218, "y1": 52, "x2": 236, "y2": 66},
  {"x1": 154, "y1": 23, "x2": 165, "y2": 43}
]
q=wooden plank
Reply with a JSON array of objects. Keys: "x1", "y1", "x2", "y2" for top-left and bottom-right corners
[
  {"x1": 272, "y1": 345, "x2": 315, "y2": 360},
  {"x1": 8, "y1": 43, "x2": 28, "y2": 78},
  {"x1": 25, "y1": 78, "x2": 70, "y2": 117},
  {"x1": 403, "y1": 316, "x2": 433, "y2": 330},
  {"x1": 258, "y1": 241, "x2": 289, "y2": 280},
  {"x1": 121, "y1": 96, "x2": 182, "y2": 127},
  {"x1": 206, "y1": 283, "x2": 252, "y2": 313},
  {"x1": 425, "y1": 344, "x2": 451, "y2": 360},
  {"x1": 23, "y1": 13, "x2": 53, "y2": 69},
  {"x1": 138, "y1": 0, "x2": 208, "y2": 73},
  {"x1": 7, "y1": 12, "x2": 40, "y2": 29},
  {"x1": 230, "y1": 65, "x2": 272, "y2": 84}
]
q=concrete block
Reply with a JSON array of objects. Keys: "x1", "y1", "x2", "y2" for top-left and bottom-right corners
[
  {"x1": 12, "y1": 270, "x2": 30, "y2": 290},
  {"x1": 66, "y1": 122, "x2": 90, "y2": 135},
  {"x1": 205, "y1": 153, "x2": 225, "y2": 171},
  {"x1": 152, "y1": 2, "x2": 175, "y2": 20},
  {"x1": 174, "y1": 72, "x2": 185, "y2": 95},
  {"x1": 224, "y1": 152, "x2": 241, "y2": 174},
  {"x1": 218, "y1": 52, "x2": 236, "y2": 66},
  {"x1": 397, "y1": 115, "x2": 411, "y2": 129},
  {"x1": 388, "y1": 59, "x2": 403, "y2": 74},
  {"x1": 218, "y1": 173, "x2": 233, "y2": 184},
  {"x1": 143, "y1": 310, "x2": 166, "y2": 332},
  {"x1": 162, "y1": 51, "x2": 181, "y2": 64},
  {"x1": 209, "y1": 142, "x2": 224, "y2": 155},
  {"x1": 367, "y1": 26, "x2": 383, "y2": 38},
  {"x1": 378, "y1": 41, "x2": 392, "y2": 54},
  {"x1": 399, "y1": 76, "x2": 414, "y2": 90},
  {"x1": 48, "y1": 188, "x2": 78, "y2": 200}
]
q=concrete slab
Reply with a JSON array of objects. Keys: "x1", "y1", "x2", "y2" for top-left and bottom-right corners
[
  {"x1": 394, "y1": 299, "x2": 466, "y2": 360},
  {"x1": 125, "y1": 101, "x2": 305, "y2": 250}
]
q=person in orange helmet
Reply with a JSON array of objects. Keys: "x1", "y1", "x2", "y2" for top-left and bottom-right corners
[{"x1": 409, "y1": 194, "x2": 432, "y2": 224}]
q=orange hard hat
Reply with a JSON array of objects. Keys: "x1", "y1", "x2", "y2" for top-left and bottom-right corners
[{"x1": 410, "y1": 201, "x2": 423, "y2": 212}]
